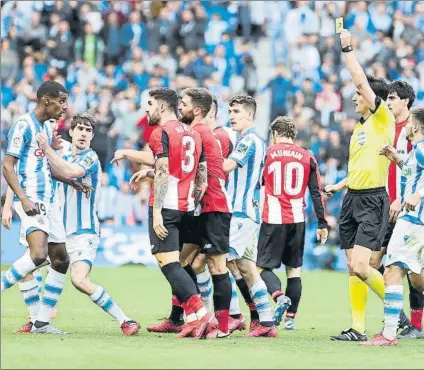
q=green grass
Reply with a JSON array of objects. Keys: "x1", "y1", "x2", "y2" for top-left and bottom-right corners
[{"x1": 1, "y1": 266, "x2": 423, "y2": 369}]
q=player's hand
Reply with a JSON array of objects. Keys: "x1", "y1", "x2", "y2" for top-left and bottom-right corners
[
  {"x1": 21, "y1": 197, "x2": 39, "y2": 216},
  {"x1": 402, "y1": 193, "x2": 421, "y2": 212},
  {"x1": 153, "y1": 210, "x2": 168, "y2": 240},
  {"x1": 379, "y1": 145, "x2": 399, "y2": 164},
  {"x1": 71, "y1": 181, "x2": 93, "y2": 199},
  {"x1": 389, "y1": 198, "x2": 402, "y2": 223},
  {"x1": 317, "y1": 228, "x2": 328, "y2": 245},
  {"x1": 129, "y1": 169, "x2": 151, "y2": 189},
  {"x1": 51, "y1": 129, "x2": 63, "y2": 151},
  {"x1": 339, "y1": 29, "x2": 352, "y2": 48},
  {"x1": 110, "y1": 149, "x2": 126, "y2": 166},
  {"x1": 324, "y1": 184, "x2": 340, "y2": 199},
  {"x1": 36, "y1": 132, "x2": 50, "y2": 152},
  {"x1": 2, "y1": 207, "x2": 13, "y2": 229}
]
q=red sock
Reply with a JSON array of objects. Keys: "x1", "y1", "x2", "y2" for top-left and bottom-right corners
[
  {"x1": 411, "y1": 309, "x2": 423, "y2": 331},
  {"x1": 172, "y1": 295, "x2": 181, "y2": 307},
  {"x1": 215, "y1": 309, "x2": 229, "y2": 333},
  {"x1": 271, "y1": 290, "x2": 284, "y2": 302},
  {"x1": 186, "y1": 294, "x2": 207, "y2": 319},
  {"x1": 181, "y1": 302, "x2": 196, "y2": 323}
]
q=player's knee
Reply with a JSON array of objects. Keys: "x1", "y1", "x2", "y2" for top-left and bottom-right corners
[
  {"x1": 369, "y1": 254, "x2": 382, "y2": 270},
  {"x1": 207, "y1": 258, "x2": 227, "y2": 275},
  {"x1": 30, "y1": 249, "x2": 48, "y2": 266},
  {"x1": 407, "y1": 275, "x2": 424, "y2": 293},
  {"x1": 351, "y1": 259, "x2": 369, "y2": 279},
  {"x1": 50, "y1": 254, "x2": 70, "y2": 274},
  {"x1": 71, "y1": 273, "x2": 89, "y2": 293},
  {"x1": 192, "y1": 255, "x2": 206, "y2": 274}
]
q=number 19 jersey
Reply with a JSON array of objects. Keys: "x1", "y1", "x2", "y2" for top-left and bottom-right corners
[
  {"x1": 262, "y1": 142, "x2": 327, "y2": 227},
  {"x1": 149, "y1": 120, "x2": 203, "y2": 212}
]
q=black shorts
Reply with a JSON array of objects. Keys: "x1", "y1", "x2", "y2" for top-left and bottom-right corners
[
  {"x1": 179, "y1": 212, "x2": 201, "y2": 248},
  {"x1": 257, "y1": 222, "x2": 305, "y2": 269},
  {"x1": 198, "y1": 212, "x2": 231, "y2": 255},
  {"x1": 339, "y1": 187, "x2": 389, "y2": 251},
  {"x1": 382, "y1": 221, "x2": 395, "y2": 250},
  {"x1": 149, "y1": 207, "x2": 186, "y2": 255}
]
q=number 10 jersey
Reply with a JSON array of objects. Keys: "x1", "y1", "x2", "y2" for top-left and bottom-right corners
[
  {"x1": 148, "y1": 120, "x2": 203, "y2": 212},
  {"x1": 262, "y1": 142, "x2": 327, "y2": 227}
]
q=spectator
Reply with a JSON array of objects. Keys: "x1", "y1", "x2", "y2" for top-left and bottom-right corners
[
  {"x1": 16, "y1": 11, "x2": 47, "y2": 63},
  {"x1": 47, "y1": 20, "x2": 74, "y2": 72},
  {"x1": 1, "y1": 38, "x2": 18, "y2": 86},
  {"x1": 101, "y1": 12, "x2": 122, "y2": 66},
  {"x1": 74, "y1": 22, "x2": 105, "y2": 68},
  {"x1": 242, "y1": 55, "x2": 258, "y2": 97}
]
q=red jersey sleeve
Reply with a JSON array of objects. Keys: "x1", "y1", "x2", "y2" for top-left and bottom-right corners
[{"x1": 149, "y1": 127, "x2": 169, "y2": 158}]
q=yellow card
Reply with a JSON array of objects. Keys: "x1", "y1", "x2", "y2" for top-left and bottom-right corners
[{"x1": 335, "y1": 17, "x2": 344, "y2": 34}]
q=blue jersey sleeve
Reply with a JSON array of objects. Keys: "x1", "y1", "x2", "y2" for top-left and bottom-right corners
[
  {"x1": 229, "y1": 135, "x2": 256, "y2": 167},
  {"x1": 6, "y1": 120, "x2": 31, "y2": 159},
  {"x1": 74, "y1": 150, "x2": 99, "y2": 176}
]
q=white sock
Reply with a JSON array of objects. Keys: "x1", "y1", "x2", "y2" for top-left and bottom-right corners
[
  {"x1": 250, "y1": 280, "x2": 274, "y2": 324},
  {"x1": 1, "y1": 253, "x2": 37, "y2": 292},
  {"x1": 36, "y1": 267, "x2": 66, "y2": 323},
  {"x1": 229, "y1": 272, "x2": 241, "y2": 316},
  {"x1": 89, "y1": 285, "x2": 130, "y2": 325},
  {"x1": 18, "y1": 279, "x2": 41, "y2": 323},
  {"x1": 33, "y1": 269, "x2": 43, "y2": 295},
  {"x1": 382, "y1": 284, "x2": 403, "y2": 340},
  {"x1": 196, "y1": 269, "x2": 213, "y2": 312}
]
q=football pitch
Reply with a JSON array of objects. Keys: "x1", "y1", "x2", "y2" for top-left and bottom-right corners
[{"x1": 1, "y1": 266, "x2": 423, "y2": 369}]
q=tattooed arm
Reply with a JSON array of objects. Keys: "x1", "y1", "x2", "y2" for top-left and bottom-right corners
[
  {"x1": 194, "y1": 161, "x2": 208, "y2": 207},
  {"x1": 152, "y1": 157, "x2": 169, "y2": 240}
]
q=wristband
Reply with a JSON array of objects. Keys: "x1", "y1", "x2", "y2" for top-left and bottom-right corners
[
  {"x1": 342, "y1": 45, "x2": 353, "y2": 53},
  {"x1": 419, "y1": 188, "x2": 424, "y2": 198}
]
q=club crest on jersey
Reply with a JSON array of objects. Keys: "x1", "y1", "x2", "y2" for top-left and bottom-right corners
[{"x1": 357, "y1": 131, "x2": 366, "y2": 145}]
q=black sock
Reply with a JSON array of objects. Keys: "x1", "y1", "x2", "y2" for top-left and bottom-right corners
[
  {"x1": 168, "y1": 293, "x2": 184, "y2": 324},
  {"x1": 212, "y1": 272, "x2": 231, "y2": 311},
  {"x1": 378, "y1": 264, "x2": 385, "y2": 276},
  {"x1": 161, "y1": 262, "x2": 198, "y2": 303},
  {"x1": 408, "y1": 274, "x2": 424, "y2": 310},
  {"x1": 260, "y1": 269, "x2": 282, "y2": 297},
  {"x1": 184, "y1": 264, "x2": 200, "y2": 294},
  {"x1": 236, "y1": 278, "x2": 259, "y2": 320},
  {"x1": 285, "y1": 277, "x2": 302, "y2": 317}
]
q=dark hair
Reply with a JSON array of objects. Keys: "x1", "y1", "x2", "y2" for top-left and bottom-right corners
[
  {"x1": 411, "y1": 108, "x2": 424, "y2": 132},
  {"x1": 37, "y1": 81, "x2": 68, "y2": 100},
  {"x1": 70, "y1": 112, "x2": 96, "y2": 131},
  {"x1": 366, "y1": 75, "x2": 389, "y2": 101},
  {"x1": 149, "y1": 87, "x2": 178, "y2": 113},
  {"x1": 388, "y1": 80, "x2": 416, "y2": 109},
  {"x1": 270, "y1": 116, "x2": 297, "y2": 141},
  {"x1": 211, "y1": 95, "x2": 218, "y2": 118},
  {"x1": 181, "y1": 88, "x2": 213, "y2": 118},
  {"x1": 229, "y1": 94, "x2": 257, "y2": 117}
]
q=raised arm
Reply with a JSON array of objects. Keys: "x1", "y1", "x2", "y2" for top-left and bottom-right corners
[
  {"x1": 111, "y1": 149, "x2": 155, "y2": 166},
  {"x1": 340, "y1": 29, "x2": 376, "y2": 111}
]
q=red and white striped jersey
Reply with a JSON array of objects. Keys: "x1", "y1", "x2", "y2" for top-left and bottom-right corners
[
  {"x1": 262, "y1": 142, "x2": 327, "y2": 227},
  {"x1": 388, "y1": 119, "x2": 413, "y2": 204},
  {"x1": 213, "y1": 126, "x2": 237, "y2": 159},
  {"x1": 193, "y1": 123, "x2": 232, "y2": 214},
  {"x1": 148, "y1": 120, "x2": 203, "y2": 212}
]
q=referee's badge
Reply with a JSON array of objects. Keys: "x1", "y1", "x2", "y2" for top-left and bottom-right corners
[{"x1": 358, "y1": 131, "x2": 366, "y2": 145}]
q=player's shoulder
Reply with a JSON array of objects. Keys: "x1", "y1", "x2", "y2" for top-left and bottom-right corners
[
  {"x1": 414, "y1": 140, "x2": 424, "y2": 166},
  {"x1": 149, "y1": 125, "x2": 164, "y2": 142},
  {"x1": 80, "y1": 148, "x2": 100, "y2": 166},
  {"x1": 10, "y1": 113, "x2": 32, "y2": 131}
]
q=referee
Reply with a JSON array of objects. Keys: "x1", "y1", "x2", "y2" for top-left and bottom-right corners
[{"x1": 325, "y1": 29, "x2": 395, "y2": 342}]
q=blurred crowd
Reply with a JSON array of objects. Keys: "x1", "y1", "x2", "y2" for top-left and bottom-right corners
[{"x1": 1, "y1": 1, "x2": 424, "y2": 264}]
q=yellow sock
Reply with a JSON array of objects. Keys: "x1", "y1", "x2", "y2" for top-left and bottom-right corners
[
  {"x1": 364, "y1": 268, "x2": 385, "y2": 301},
  {"x1": 349, "y1": 276, "x2": 369, "y2": 334}
]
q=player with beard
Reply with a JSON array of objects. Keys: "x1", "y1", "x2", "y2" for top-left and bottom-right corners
[
  {"x1": 178, "y1": 88, "x2": 233, "y2": 339},
  {"x1": 115, "y1": 87, "x2": 211, "y2": 339}
]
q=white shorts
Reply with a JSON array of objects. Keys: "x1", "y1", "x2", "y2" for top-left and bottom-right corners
[
  {"x1": 14, "y1": 200, "x2": 50, "y2": 247},
  {"x1": 66, "y1": 234, "x2": 100, "y2": 267},
  {"x1": 385, "y1": 218, "x2": 424, "y2": 274},
  {"x1": 228, "y1": 217, "x2": 259, "y2": 262},
  {"x1": 47, "y1": 195, "x2": 66, "y2": 244}
]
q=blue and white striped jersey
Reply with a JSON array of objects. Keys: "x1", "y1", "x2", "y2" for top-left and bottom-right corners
[
  {"x1": 62, "y1": 148, "x2": 102, "y2": 236},
  {"x1": 226, "y1": 128, "x2": 266, "y2": 223},
  {"x1": 399, "y1": 140, "x2": 424, "y2": 225},
  {"x1": 52, "y1": 140, "x2": 72, "y2": 200},
  {"x1": 6, "y1": 112, "x2": 53, "y2": 203}
]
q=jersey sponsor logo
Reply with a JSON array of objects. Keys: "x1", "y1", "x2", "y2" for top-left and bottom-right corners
[
  {"x1": 34, "y1": 148, "x2": 46, "y2": 158},
  {"x1": 357, "y1": 131, "x2": 366, "y2": 145},
  {"x1": 236, "y1": 142, "x2": 249, "y2": 154},
  {"x1": 402, "y1": 167, "x2": 412, "y2": 177}
]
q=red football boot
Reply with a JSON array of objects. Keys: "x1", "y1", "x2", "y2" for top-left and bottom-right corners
[
  {"x1": 206, "y1": 328, "x2": 231, "y2": 339},
  {"x1": 176, "y1": 321, "x2": 198, "y2": 338},
  {"x1": 13, "y1": 321, "x2": 33, "y2": 333},
  {"x1": 247, "y1": 324, "x2": 277, "y2": 338},
  {"x1": 228, "y1": 315, "x2": 246, "y2": 333},
  {"x1": 121, "y1": 320, "x2": 141, "y2": 336},
  {"x1": 360, "y1": 333, "x2": 398, "y2": 347},
  {"x1": 249, "y1": 319, "x2": 260, "y2": 333},
  {"x1": 147, "y1": 319, "x2": 183, "y2": 333},
  {"x1": 192, "y1": 312, "x2": 213, "y2": 339}
]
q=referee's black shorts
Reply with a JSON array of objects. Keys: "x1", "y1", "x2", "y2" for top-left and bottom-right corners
[{"x1": 339, "y1": 187, "x2": 389, "y2": 251}]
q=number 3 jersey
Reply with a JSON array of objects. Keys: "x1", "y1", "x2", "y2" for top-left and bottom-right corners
[
  {"x1": 149, "y1": 120, "x2": 203, "y2": 212},
  {"x1": 262, "y1": 142, "x2": 327, "y2": 227},
  {"x1": 62, "y1": 149, "x2": 102, "y2": 236}
]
